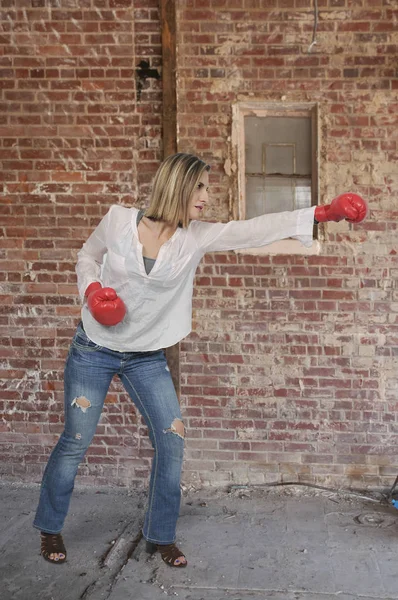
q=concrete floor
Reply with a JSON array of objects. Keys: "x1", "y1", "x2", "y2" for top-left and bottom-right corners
[{"x1": 1, "y1": 480, "x2": 398, "y2": 600}]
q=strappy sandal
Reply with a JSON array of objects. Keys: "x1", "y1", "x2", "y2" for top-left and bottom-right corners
[
  {"x1": 146, "y1": 540, "x2": 187, "y2": 567},
  {"x1": 40, "y1": 532, "x2": 67, "y2": 564}
]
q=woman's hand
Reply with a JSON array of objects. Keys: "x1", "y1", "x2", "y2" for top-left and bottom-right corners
[
  {"x1": 315, "y1": 193, "x2": 368, "y2": 223},
  {"x1": 85, "y1": 282, "x2": 126, "y2": 326}
]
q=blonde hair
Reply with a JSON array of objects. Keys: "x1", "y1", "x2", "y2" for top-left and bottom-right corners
[{"x1": 145, "y1": 153, "x2": 210, "y2": 229}]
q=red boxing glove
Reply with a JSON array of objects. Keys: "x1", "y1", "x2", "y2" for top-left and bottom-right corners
[
  {"x1": 315, "y1": 193, "x2": 368, "y2": 223},
  {"x1": 85, "y1": 282, "x2": 126, "y2": 327}
]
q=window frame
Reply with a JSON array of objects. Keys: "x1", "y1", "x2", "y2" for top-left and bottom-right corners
[{"x1": 231, "y1": 101, "x2": 321, "y2": 256}]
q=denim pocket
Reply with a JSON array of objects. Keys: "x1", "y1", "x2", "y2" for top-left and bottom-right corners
[{"x1": 71, "y1": 324, "x2": 102, "y2": 352}]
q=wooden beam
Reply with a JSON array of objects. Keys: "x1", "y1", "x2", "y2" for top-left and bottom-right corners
[
  {"x1": 160, "y1": 0, "x2": 179, "y2": 397},
  {"x1": 160, "y1": 0, "x2": 177, "y2": 157}
]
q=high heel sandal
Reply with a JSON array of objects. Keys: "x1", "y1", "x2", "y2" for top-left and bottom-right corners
[
  {"x1": 40, "y1": 532, "x2": 67, "y2": 564},
  {"x1": 146, "y1": 540, "x2": 187, "y2": 567}
]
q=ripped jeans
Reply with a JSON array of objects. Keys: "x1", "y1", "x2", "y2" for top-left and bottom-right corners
[{"x1": 33, "y1": 322, "x2": 184, "y2": 544}]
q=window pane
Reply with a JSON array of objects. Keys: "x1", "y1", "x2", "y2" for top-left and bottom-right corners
[
  {"x1": 264, "y1": 143, "x2": 295, "y2": 175},
  {"x1": 246, "y1": 176, "x2": 311, "y2": 219},
  {"x1": 295, "y1": 178, "x2": 311, "y2": 210},
  {"x1": 244, "y1": 114, "x2": 313, "y2": 219},
  {"x1": 246, "y1": 176, "x2": 293, "y2": 218},
  {"x1": 245, "y1": 116, "x2": 312, "y2": 175},
  {"x1": 246, "y1": 176, "x2": 266, "y2": 219}
]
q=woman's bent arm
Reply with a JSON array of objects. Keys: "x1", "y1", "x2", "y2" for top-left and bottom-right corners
[{"x1": 75, "y1": 206, "x2": 115, "y2": 301}]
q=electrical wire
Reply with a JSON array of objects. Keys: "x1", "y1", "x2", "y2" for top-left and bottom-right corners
[
  {"x1": 229, "y1": 481, "x2": 389, "y2": 505},
  {"x1": 308, "y1": 0, "x2": 319, "y2": 53}
]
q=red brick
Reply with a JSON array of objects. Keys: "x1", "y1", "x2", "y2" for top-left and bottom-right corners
[{"x1": 1, "y1": 0, "x2": 395, "y2": 490}]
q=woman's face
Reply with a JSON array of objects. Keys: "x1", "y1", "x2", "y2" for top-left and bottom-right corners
[{"x1": 188, "y1": 169, "x2": 209, "y2": 221}]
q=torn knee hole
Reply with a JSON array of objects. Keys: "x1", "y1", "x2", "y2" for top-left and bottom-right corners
[
  {"x1": 71, "y1": 396, "x2": 91, "y2": 413},
  {"x1": 164, "y1": 418, "x2": 185, "y2": 439}
]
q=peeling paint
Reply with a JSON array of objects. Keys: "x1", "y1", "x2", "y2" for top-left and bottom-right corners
[
  {"x1": 210, "y1": 68, "x2": 242, "y2": 94},
  {"x1": 215, "y1": 34, "x2": 250, "y2": 56}
]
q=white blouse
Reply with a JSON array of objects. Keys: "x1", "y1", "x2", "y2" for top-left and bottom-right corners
[{"x1": 76, "y1": 205, "x2": 316, "y2": 352}]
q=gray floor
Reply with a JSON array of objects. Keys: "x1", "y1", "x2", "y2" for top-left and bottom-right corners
[{"x1": 1, "y1": 480, "x2": 398, "y2": 600}]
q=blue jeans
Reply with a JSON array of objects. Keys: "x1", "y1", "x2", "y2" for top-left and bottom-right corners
[{"x1": 33, "y1": 323, "x2": 184, "y2": 544}]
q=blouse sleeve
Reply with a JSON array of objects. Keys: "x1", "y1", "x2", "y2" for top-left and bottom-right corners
[
  {"x1": 75, "y1": 205, "x2": 115, "y2": 301},
  {"x1": 190, "y1": 206, "x2": 316, "y2": 254}
]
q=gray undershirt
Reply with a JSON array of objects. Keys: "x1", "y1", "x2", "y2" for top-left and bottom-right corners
[{"x1": 137, "y1": 210, "x2": 156, "y2": 275}]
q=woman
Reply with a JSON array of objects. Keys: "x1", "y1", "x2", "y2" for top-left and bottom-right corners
[{"x1": 33, "y1": 153, "x2": 367, "y2": 567}]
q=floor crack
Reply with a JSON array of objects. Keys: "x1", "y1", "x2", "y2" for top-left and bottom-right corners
[{"x1": 79, "y1": 525, "x2": 143, "y2": 600}]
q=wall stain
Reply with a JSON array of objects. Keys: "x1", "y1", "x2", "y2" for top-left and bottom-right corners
[{"x1": 135, "y1": 60, "x2": 160, "y2": 101}]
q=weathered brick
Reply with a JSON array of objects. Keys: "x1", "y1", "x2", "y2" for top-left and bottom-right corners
[{"x1": 2, "y1": 0, "x2": 396, "y2": 491}]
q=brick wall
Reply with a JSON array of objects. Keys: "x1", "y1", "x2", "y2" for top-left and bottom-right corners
[
  {"x1": 0, "y1": 0, "x2": 163, "y2": 486},
  {"x1": 1, "y1": 0, "x2": 397, "y2": 491},
  {"x1": 177, "y1": 0, "x2": 398, "y2": 489}
]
